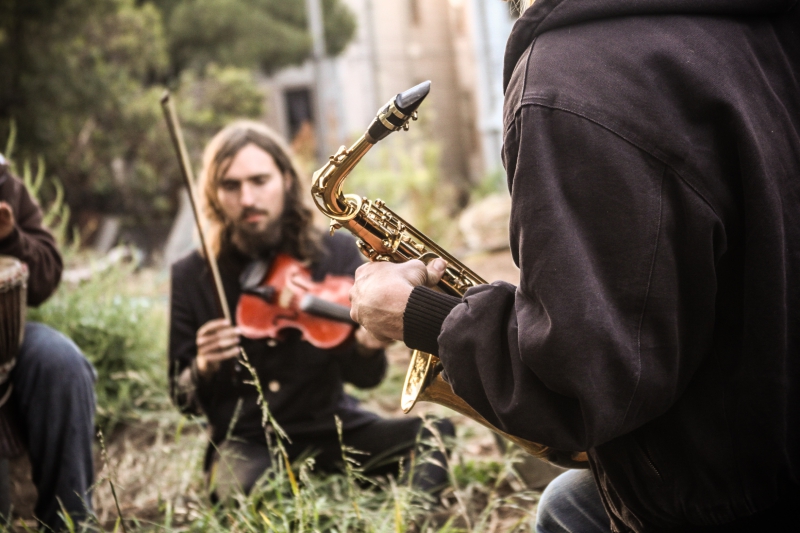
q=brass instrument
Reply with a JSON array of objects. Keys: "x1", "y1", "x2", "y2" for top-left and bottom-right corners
[{"x1": 311, "y1": 81, "x2": 587, "y2": 469}]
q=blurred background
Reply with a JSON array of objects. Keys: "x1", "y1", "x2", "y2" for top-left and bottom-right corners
[{"x1": 0, "y1": 0, "x2": 521, "y2": 264}]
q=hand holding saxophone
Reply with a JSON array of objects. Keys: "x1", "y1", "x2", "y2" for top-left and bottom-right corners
[{"x1": 350, "y1": 259, "x2": 446, "y2": 342}]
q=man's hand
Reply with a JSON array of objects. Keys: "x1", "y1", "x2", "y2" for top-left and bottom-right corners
[
  {"x1": 349, "y1": 258, "x2": 446, "y2": 342},
  {"x1": 195, "y1": 318, "x2": 241, "y2": 377},
  {"x1": 0, "y1": 202, "x2": 15, "y2": 240},
  {"x1": 353, "y1": 326, "x2": 391, "y2": 356}
]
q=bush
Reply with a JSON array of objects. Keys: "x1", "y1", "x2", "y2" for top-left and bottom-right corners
[
  {"x1": 4, "y1": 130, "x2": 171, "y2": 433},
  {"x1": 28, "y1": 265, "x2": 170, "y2": 433}
]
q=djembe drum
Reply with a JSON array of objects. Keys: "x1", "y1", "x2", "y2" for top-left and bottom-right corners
[{"x1": 0, "y1": 256, "x2": 27, "y2": 458}]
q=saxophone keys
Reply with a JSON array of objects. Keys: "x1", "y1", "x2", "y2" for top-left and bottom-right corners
[{"x1": 329, "y1": 145, "x2": 348, "y2": 164}]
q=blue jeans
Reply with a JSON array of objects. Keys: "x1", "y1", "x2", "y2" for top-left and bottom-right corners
[
  {"x1": 536, "y1": 469, "x2": 611, "y2": 533},
  {"x1": 13, "y1": 323, "x2": 96, "y2": 531}
]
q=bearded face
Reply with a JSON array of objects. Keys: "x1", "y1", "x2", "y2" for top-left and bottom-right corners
[{"x1": 215, "y1": 144, "x2": 290, "y2": 258}]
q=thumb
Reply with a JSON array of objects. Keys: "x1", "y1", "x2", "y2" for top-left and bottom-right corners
[{"x1": 425, "y1": 258, "x2": 447, "y2": 287}]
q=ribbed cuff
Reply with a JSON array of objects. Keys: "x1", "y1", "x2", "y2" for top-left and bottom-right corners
[{"x1": 403, "y1": 286, "x2": 461, "y2": 356}]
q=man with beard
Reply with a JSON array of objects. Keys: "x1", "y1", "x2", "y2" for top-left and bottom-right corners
[{"x1": 168, "y1": 121, "x2": 452, "y2": 501}]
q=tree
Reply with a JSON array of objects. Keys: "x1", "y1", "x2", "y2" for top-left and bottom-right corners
[
  {"x1": 162, "y1": 0, "x2": 356, "y2": 73},
  {"x1": 0, "y1": 0, "x2": 357, "y2": 252}
]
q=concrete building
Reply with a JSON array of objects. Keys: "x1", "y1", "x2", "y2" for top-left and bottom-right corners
[{"x1": 260, "y1": 0, "x2": 517, "y2": 188}]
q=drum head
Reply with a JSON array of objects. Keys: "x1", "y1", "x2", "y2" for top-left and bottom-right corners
[{"x1": 0, "y1": 256, "x2": 28, "y2": 292}]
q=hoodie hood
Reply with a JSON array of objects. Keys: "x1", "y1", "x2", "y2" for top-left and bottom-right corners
[{"x1": 504, "y1": 0, "x2": 799, "y2": 91}]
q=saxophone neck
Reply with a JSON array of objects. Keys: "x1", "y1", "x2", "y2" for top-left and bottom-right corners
[
  {"x1": 311, "y1": 80, "x2": 431, "y2": 221},
  {"x1": 311, "y1": 135, "x2": 373, "y2": 219}
]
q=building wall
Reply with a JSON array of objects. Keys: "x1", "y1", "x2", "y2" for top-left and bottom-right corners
[{"x1": 259, "y1": 0, "x2": 515, "y2": 190}]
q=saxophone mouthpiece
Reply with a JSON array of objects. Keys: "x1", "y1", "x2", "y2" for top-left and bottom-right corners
[
  {"x1": 395, "y1": 80, "x2": 431, "y2": 114},
  {"x1": 366, "y1": 80, "x2": 431, "y2": 143}
]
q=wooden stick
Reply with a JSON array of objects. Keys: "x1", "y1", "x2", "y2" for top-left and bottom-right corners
[{"x1": 160, "y1": 91, "x2": 231, "y2": 321}]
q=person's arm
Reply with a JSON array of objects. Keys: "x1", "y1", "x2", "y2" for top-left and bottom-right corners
[
  {"x1": 0, "y1": 175, "x2": 62, "y2": 306},
  {"x1": 352, "y1": 106, "x2": 721, "y2": 452},
  {"x1": 169, "y1": 261, "x2": 234, "y2": 415}
]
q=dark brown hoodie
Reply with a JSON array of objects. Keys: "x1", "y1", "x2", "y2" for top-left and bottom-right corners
[
  {"x1": 403, "y1": 1, "x2": 799, "y2": 530},
  {"x1": 0, "y1": 165, "x2": 62, "y2": 306}
]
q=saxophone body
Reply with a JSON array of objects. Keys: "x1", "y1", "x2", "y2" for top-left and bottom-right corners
[{"x1": 311, "y1": 81, "x2": 587, "y2": 469}]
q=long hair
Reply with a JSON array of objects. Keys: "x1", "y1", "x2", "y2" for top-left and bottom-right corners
[
  {"x1": 198, "y1": 120, "x2": 323, "y2": 261},
  {"x1": 514, "y1": 0, "x2": 535, "y2": 12}
]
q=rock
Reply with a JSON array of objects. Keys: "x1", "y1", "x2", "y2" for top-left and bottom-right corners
[{"x1": 458, "y1": 193, "x2": 512, "y2": 253}]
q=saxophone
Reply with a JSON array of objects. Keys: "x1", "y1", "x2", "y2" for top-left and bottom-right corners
[{"x1": 311, "y1": 81, "x2": 587, "y2": 468}]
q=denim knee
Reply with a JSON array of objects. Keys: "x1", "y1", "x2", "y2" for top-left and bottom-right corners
[
  {"x1": 536, "y1": 469, "x2": 610, "y2": 533},
  {"x1": 17, "y1": 322, "x2": 96, "y2": 386}
]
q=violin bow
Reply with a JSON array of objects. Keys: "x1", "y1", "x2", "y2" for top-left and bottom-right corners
[{"x1": 160, "y1": 91, "x2": 232, "y2": 322}]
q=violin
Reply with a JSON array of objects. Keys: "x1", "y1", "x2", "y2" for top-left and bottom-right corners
[{"x1": 236, "y1": 253, "x2": 357, "y2": 349}]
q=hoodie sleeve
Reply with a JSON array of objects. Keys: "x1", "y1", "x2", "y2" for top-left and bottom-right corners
[
  {"x1": 0, "y1": 173, "x2": 63, "y2": 306},
  {"x1": 406, "y1": 105, "x2": 721, "y2": 452}
]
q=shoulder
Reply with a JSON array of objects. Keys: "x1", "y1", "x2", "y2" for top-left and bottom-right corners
[
  {"x1": 0, "y1": 171, "x2": 23, "y2": 195},
  {"x1": 171, "y1": 250, "x2": 206, "y2": 279},
  {"x1": 517, "y1": 15, "x2": 754, "y2": 140}
]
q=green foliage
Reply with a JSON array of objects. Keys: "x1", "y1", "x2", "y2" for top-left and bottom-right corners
[
  {"x1": 2, "y1": 0, "x2": 173, "y2": 230},
  {"x1": 175, "y1": 64, "x2": 265, "y2": 140},
  {"x1": 5, "y1": 120, "x2": 75, "y2": 251},
  {"x1": 150, "y1": 420, "x2": 538, "y2": 533},
  {"x1": 0, "y1": 0, "x2": 357, "y2": 249},
  {"x1": 470, "y1": 168, "x2": 508, "y2": 202},
  {"x1": 28, "y1": 266, "x2": 170, "y2": 433},
  {"x1": 346, "y1": 134, "x2": 461, "y2": 244},
  {"x1": 3, "y1": 129, "x2": 172, "y2": 433},
  {"x1": 452, "y1": 458, "x2": 505, "y2": 487},
  {"x1": 165, "y1": 0, "x2": 356, "y2": 73}
]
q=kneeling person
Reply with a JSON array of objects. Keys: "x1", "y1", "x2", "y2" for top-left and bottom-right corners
[
  {"x1": 0, "y1": 154, "x2": 96, "y2": 531},
  {"x1": 168, "y1": 122, "x2": 452, "y2": 500}
]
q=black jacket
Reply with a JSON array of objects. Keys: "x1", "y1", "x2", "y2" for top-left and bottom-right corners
[
  {"x1": 403, "y1": 1, "x2": 799, "y2": 531},
  {"x1": 169, "y1": 232, "x2": 385, "y2": 445}
]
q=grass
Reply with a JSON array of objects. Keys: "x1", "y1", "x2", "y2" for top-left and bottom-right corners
[
  {"x1": 27, "y1": 265, "x2": 171, "y2": 434},
  {"x1": 14, "y1": 264, "x2": 544, "y2": 533}
]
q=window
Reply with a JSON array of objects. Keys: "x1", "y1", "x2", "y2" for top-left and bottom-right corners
[{"x1": 284, "y1": 88, "x2": 313, "y2": 141}]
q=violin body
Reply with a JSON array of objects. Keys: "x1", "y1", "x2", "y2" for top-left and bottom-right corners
[{"x1": 236, "y1": 254, "x2": 355, "y2": 349}]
